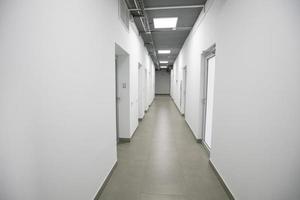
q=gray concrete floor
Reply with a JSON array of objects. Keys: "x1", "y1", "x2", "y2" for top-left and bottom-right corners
[{"x1": 98, "y1": 95, "x2": 229, "y2": 200}]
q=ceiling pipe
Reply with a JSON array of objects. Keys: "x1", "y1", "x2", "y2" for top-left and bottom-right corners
[
  {"x1": 139, "y1": 27, "x2": 193, "y2": 34},
  {"x1": 131, "y1": 0, "x2": 159, "y2": 67},
  {"x1": 129, "y1": 4, "x2": 204, "y2": 11}
]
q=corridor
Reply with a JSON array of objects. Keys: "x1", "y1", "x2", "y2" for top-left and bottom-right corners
[
  {"x1": 1, "y1": 0, "x2": 299, "y2": 199},
  {"x1": 98, "y1": 95, "x2": 229, "y2": 200}
]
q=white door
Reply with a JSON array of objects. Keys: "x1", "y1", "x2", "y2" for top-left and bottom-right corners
[
  {"x1": 204, "y1": 56, "x2": 216, "y2": 149},
  {"x1": 115, "y1": 57, "x2": 119, "y2": 142},
  {"x1": 115, "y1": 44, "x2": 130, "y2": 139},
  {"x1": 180, "y1": 81, "x2": 182, "y2": 107},
  {"x1": 138, "y1": 64, "x2": 144, "y2": 119},
  {"x1": 181, "y1": 67, "x2": 187, "y2": 114},
  {"x1": 144, "y1": 68, "x2": 147, "y2": 111},
  {"x1": 115, "y1": 54, "x2": 130, "y2": 139}
]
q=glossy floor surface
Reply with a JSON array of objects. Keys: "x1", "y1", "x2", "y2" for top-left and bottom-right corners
[{"x1": 98, "y1": 95, "x2": 229, "y2": 200}]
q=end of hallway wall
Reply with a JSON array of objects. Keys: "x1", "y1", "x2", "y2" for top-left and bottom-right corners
[
  {"x1": 94, "y1": 161, "x2": 118, "y2": 200},
  {"x1": 209, "y1": 160, "x2": 235, "y2": 200}
]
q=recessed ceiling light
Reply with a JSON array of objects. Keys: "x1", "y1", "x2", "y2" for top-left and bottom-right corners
[
  {"x1": 160, "y1": 66, "x2": 167, "y2": 69},
  {"x1": 160, "y1": 61, "x2": 168, "y2": 64},
  {"x1": 158, "y1": 50, "x2": 171, "y2": 54},
  {"x1": 153, "y1": 17, "x2": 178, "y2": 29}
]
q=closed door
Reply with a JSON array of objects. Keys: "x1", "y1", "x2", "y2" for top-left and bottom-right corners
[
  {"x1": 182, "y1": 67, "x2": 187, "y2": 114},
  {"x1": 115, "y1": 57, "x2": 120, "y2": 142},
  {"x1": 138, "y1": 64, "x2": 144, "y2": 119},
  {"x1": 204, "y1": 56, "x2": 216, "y2": 149},
  {"x1": 144, "y1": 68, "x2": 147, "y2": 111}
]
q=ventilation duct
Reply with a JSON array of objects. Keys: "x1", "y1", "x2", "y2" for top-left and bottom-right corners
[{"x1": 119, "y1": 0, "x2": 130, "y2": 29}]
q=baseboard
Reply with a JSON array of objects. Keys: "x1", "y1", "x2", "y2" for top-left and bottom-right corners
[
  {"x1": 149, "y1": 100, "x2": 154, "y2": 107},
  {"x1": 209, "y1": 160, "x2": 235, "y2": 200},
  {"x1": 130, "y1": 124, "x2": 139, "y2": 139},
  {"x1": 199, "y1": 140, "x2": 210, "y2": 157},
  {"x1": 139, "y1": 112, "x2": 145, "y2": 121},
  {"x1": 94, "y1": 161, "x2": 118, "y2": 200},
  {"x1": 119, "y1": 126, "x2": 139, "y2": 143},
  {"x1": 185, "y1": 120, "x2": 202, "y2": 143},
  {"x1": 171, "y1": 99, "x2": 182, "y2": 115},
  {"x1": 170, "y1": 99, "x2": 202, "y2": 143},
  {"x1": 196, "y1": 138, "x2": 202, "y2": 143},
  {"x1": 119, "y1": 138, "x2": 130, "y2": 143}
]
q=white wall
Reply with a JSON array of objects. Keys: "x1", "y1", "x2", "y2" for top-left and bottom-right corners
[
  {"x1": 149, "y1": 64, "x2": 155, "y2": 105},
  {"x1": 115, "y1": 47, "x2": 130, "y2": 139},
  {"x1": 171, "y1": 0, "x2": 218, "y2": 139},
  {"x1": 113, "y1": 0, "x2": 155, "y2": 135},
  {"x1": 138, "y1": 62, "x2": 152, "y2": 119},
  {"x1": 155, "y1": 70, "x2": 170, "y2": 94},
  {"x1": 138, "y1": 64, "x2": 145, "y2": 119},
  {"x1": 204, "y1": 56, "x2": 216, "y2": 148},
  {"x1": 170, "y1": 70, "x2": 174, "y2": 98},
  {"x1": 0, "y1": 0, "x2": 155, "y2": 199},
  {"x1": 146, "y1": 60, "x2": 155, "y2": 110},
  {"x1": 171, "y1": 0, "x2": 300, "y2": 199}
]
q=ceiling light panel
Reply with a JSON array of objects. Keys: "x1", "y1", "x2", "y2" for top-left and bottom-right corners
[
  {"x1": 158, "y1": 50, "x2": 171, "y2": 54},
  {"x1": 160, "y1": 61, "x2": 168, "y2": 64},
  {"x1": 153, "y1": 17, "x2": 178, "y2": 29},
  {"x1": 160, "y1": 66, "x2": 167, "y2": 69}
]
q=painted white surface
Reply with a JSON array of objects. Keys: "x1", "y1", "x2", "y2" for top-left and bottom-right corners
[
  {"x1": 113, "y1": 1, "x2": 155, "y2": 135},
  {"x1": 147, "y1": 66, "x2": 154, "y2": 108},
  {"x1": 171, "y1": 0, "x2": 218, "y2": 139},
  {"x1": 170, "y1": 70, "x2": 174, "y2": 98},
  {"x1": 145, "y1": 57, "x2": 155, "y2": 110},
  {"x1": 155, "y1": 70, "x2": 170, "y2": 94},
  {"x1": 204, "y1": 56, "x2": 215, "y2": 148},
  {"x1": 180, "y1": 67, "x2": 187, "y2": 114},
  {"x1": 0, "y1": 0, "x2": 155, "y2": 199},
  {"x1": 115, "y1": 45, "x2": 130, "y2": 139},
  {"x1": 171, "y1": 0, "x2": 300, "y2": 199},
  {"x1": 143, "y1": 68, "x2": 148, "y2": 111},
  {"x1": 138, "y1": 64, "x2": 145, "y2": 119}
]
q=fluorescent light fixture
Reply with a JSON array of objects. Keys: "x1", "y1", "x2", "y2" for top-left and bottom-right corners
[
  {"x1": 160, "y1": 66, "x2": 167, "y2": 69},
  {"x1": 159, "y1": 61, "x2": 168, "y2": 64},
  {"x1": 153, "y1": 17, "x2": 178, "y2": 29},
  {"x1": 158, "y1": 50, "x2": 171, "y2": 54}
]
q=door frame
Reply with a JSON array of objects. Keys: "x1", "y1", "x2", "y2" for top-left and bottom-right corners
[
  {"x1": 138, "y1": 63, "x2": 144, "y2": 120},
  {"x1": 181, "y1": 66, "x2": 187, "y2": 115},
  {"x1": 115, "y1": 43, "x2": 130, "y2": 142},
  {"x1": 201, "y1": 44, "x2": 216, "y2": 153},
  {"x1": 115, "y1": 56, "x2": 120, "y2": 143},
  {"x1": 144, "y1": 68, "x2": 148, "y2": 112}
]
